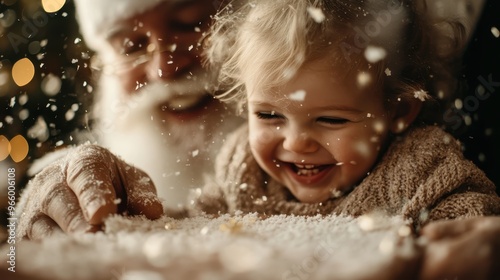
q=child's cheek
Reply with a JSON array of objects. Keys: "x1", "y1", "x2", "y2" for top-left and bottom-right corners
[
  {"x1": 352, "y1": 139, "x2": 374, "y2": 159},
  {"x1": 342, "y1": 129, "x2": 386, "y2": 165},
  {"x1": 249, "y1": 126, "x2": 277, "y2": 148}
]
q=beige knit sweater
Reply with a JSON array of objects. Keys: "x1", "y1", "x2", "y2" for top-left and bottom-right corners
[{"x1": 191, "y1": 124, "x2": 500, "y2": 227}]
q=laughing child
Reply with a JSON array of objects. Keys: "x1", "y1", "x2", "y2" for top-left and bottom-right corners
[{"x1": 191, "y1": 0, "x2": 500, "y2": 226}]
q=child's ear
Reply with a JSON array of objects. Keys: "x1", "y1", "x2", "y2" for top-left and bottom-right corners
[{"x1": 389, "y1": 95, "x2": 423, "y2": 134}]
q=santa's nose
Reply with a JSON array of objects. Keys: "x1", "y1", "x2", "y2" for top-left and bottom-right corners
[{"x1": 147, "y1": 44, "x2": 198, "y2": 81}]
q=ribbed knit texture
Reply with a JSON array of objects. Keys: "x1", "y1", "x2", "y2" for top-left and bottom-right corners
[{"x1": 192, "y1": 124, "x2": 500, "y2": 227}]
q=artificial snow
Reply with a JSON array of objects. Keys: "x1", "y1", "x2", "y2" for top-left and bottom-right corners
[
  {"x1": 307, "y1": 6, "x2": 325, "y2": 23},
  {"x1": 1, "y1": 214, "x2": 419, "y2": 280},
  {"x1": 491, "y1": 26, "x2": 500, "y2": 38},
  {"x1": 357, "y1": 72, "x2": 371, "y2": 88},
  {"x1": 413, "y1": 90, "x2": 430, "y2": 102},
  {"x1": 41, "y1": 73, "x2": 62, "y2": 96},
  {"x1": 364, "y1": 46, "x2": 387, "y2": 63},
  {"x1": 288, "y1": 89, "x2": 306, "y2": 101}
]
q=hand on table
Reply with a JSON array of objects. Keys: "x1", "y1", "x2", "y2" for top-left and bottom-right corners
[
  {"x1": 420, "y1": 216, "x2": 500, "y2": 280},
  {"x1": 16, "y1": 145, "x2": 164, "y2": 240}
]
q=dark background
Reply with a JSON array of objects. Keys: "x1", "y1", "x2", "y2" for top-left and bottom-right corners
[
  {"x1": 455, "y1": 0, "x2": 500, "y2": 193},
  {"x1": 0, "y1": 0, "x2": 498, "y2": 194}
]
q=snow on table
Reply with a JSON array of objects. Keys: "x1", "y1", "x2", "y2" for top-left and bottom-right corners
[{"x1": 1, "y1": 213, "x2": 420, "y2": 280}]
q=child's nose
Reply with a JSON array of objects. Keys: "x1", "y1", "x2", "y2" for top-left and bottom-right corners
[{"x1": 282, "y1": 132, "x2": 319, "y2": 154}]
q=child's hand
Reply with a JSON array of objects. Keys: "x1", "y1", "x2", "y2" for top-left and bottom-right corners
[
  {"x1": 419, "y1": 217, "x2": 500, "y2": 280},
  {"x1": 16, "y1": 145, "x2": 164, "y2": 240}
]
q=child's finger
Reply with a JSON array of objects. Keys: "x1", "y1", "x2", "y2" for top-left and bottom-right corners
[
  {"x1": 420, "y1": 218, "x2": 474, "y2": 240},
  {"x1": 120, "y1": 163, "x2": 164, "y2": 219},
  {"x1": 420, "y1": 232, "x2": 494, "y2": 280}
]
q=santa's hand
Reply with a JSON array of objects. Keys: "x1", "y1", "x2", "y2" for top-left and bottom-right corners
[
  {"x1": 16, "y1": 144, "x2": 164, "y2": 240},
  {"x1": 419, "y1": 216, "x2": 500, "y2": 280}
]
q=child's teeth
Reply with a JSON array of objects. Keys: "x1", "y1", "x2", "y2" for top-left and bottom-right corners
[
  {"x1": 297, "y1": 168, "x2": 319, "y2": 176},
  {"x1": 295, "y1": 164, "x2": 316, "y2": 169}
]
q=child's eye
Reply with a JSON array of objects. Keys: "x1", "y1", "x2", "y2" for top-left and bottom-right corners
[
  {"x1": 317, "y1": 117, "x2": 348, "y2": 125},
  {"x1": 256, "y1": 112, "x2": 283, "y2": 120}
]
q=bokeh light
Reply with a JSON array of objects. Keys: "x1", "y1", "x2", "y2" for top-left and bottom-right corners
[
  {"x1": 0, "y1": 135, "x2": 29, "y2": 162},
  {"x1": 0, "y1": 135, "x2": 10, "y2": 161},
  {"x1": 12, "y1": 58, "x2": 35, "y2": 87},
  {"x1": 41, "y1": 0, "x2": 66, "y2": 13},
  {"x1": 9, "y1": 135, "x2": 29, "y2": 162}
]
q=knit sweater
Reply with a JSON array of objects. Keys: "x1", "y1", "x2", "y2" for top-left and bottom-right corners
[{"x1": 191, "y1": 124, "x2": 500, "y2": 226}]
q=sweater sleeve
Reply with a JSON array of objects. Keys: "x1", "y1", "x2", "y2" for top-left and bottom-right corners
[
  {"x1": 188, "y1": 125, "x2": 251, "y2": 216},
  {"x1": 189, "y1": 174, "x2": 229, "y2": 216},
  {"x1": 428, "y1": 186, "x2": 500, "y2": 221}
]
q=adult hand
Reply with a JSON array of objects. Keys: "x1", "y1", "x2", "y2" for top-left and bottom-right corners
[
  {"x1": 419, "y1": 216, "x2": 500, "y2": 280},
  {"x1": 16, "y1": 144, "x2": 164, "y2": 240}
]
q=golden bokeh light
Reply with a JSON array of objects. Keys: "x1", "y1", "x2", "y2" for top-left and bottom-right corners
[
  {"x1": 0, "y1": 135, "x2": 29, "y2": 162},
  {"x1": 10, "y1": 135, "x2": 29, "y2": 162},
  {"x1": 12, "y1": 58, "x2": 35, "y2": 87},
  {"x1": 0, "y1": 135, "x2": 10, "y2": 161},
  {"x1": 41, "y1": 0, "x2": 66, "y2": 13}
]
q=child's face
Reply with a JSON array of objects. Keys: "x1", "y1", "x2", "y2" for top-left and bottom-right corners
[{"x1": 247, "y1": 59, "x2": 394, "y2": 203}]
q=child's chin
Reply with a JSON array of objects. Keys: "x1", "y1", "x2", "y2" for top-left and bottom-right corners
[{"x1": 294, "y1": 192, "x2": 330, "y2": 204}]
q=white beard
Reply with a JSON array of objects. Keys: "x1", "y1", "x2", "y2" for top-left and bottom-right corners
[{"x1": 91, "y1": 74, "x2": 242, "y2": 209}]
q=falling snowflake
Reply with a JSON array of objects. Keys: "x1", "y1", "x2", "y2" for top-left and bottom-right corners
[
  {"x1": 384, "y1": 68, "x2": 391, "y2": 76},
  {"x1": 27, "y1": 116, "x2": 49, "y2": 142},
  {"x1": 373, "y1": 120, "x2": 385, "y2": 134},
  {"x1": 307, "y1": 6, "x2": 325, "y2": 23},
  {"x1": 18, "y1": 109, "x2": 29, "y2": 121},
  {"x1": 331, "y1": 189, "x2": 343, "y2": 198},
  {"x1": 65, "y1": 109, "x2": 75, "y2": 121},
  {"x1": 413, "y1": 89, "x2": 430, "y2": 101},
  {"x1": 364, "y1": 45, "x2": 387, "y2": 63},
  {"x1": 288, "y1": 90, "x2": 306, "y2": 101},
  {"x1": 491, "y1": 26, "x2": 500, "y2": 38},
  {"x1": 41, "y1": 73, "x2": 62, "y2": 96},
  {"x1": 191, "y1": 149, "x2": 199, "y2": 157},
  {"x1": 357, "y1": 72, "x2": 371, "y2": 88}
]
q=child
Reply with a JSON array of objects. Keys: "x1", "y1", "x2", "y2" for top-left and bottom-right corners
[{"x1": 190, "y1": 0, "x2": 500, "y2": 226}]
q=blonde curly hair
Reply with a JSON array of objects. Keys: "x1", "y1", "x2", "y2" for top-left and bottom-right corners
[{"x1": 204, "y1": 0, "x2": 464, "y2": 123}]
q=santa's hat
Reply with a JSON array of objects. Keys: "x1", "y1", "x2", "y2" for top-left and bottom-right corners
[{"x1": 73, "y1": 0, "x2": 177, "y2": 51}]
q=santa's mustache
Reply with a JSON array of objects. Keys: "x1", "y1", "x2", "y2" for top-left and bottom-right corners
[
  {"x1": 131, "y1": 69, "x2": 217, "y2": 109},
  {"x1": 91, "y1": 68, "x2": 218, "y2": 135}
]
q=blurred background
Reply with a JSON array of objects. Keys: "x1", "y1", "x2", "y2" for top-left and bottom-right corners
[
  {"x1": 0, "y1": 0, "x2": 93, "y2": 230},
  {"x1": 0, "y1": 0, "x2": 499, "y2": 229}
]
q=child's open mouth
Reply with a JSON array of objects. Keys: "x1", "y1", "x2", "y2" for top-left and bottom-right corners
[
  {"x1": 292, "y1": 164, "x2": 326, "y2": 176},
  {"x1": 287, "y1": 163, "x2": 334, "y2": 185}
]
